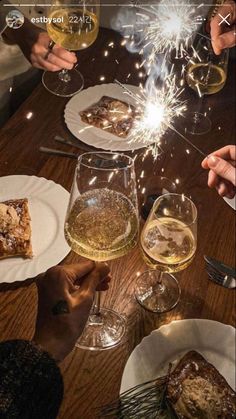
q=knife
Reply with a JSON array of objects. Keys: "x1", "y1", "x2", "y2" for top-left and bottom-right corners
[
  {"x1": 39, "y1": 146, "x2": 78, "y2": 159},
  {"x1": 54, "y1": 135, "x2": 83, "y2": 150},
  {"x1": 54, "y1": 135, "x2": 116, "y2": 160},
  {"x1": 204, "y1": 256, "x2": 236, "y2": 278}
]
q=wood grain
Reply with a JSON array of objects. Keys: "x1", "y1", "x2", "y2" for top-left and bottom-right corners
[{"x1": 0, "y1": 28, "x2": 235, "y2": 419}]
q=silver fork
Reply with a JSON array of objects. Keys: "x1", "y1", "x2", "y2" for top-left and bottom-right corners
[{"x1": 204, "y1": 256, "x2": 236, "y2": 289}]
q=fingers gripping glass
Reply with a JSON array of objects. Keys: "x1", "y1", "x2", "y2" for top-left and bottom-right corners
[
  {"x1": 64, "y1": 152, "x2": 139, "y2": 350},
  {"x1": 135, "y1": 194, "x2": 197, "y2": 313},
  {"x1": 42, "y1": 0, "x2": 100, "y2": 97}
]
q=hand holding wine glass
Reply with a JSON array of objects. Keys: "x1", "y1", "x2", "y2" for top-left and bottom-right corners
[
  {"x1": 2, "y1": 18, "x2": 77, "y2": 72},
  {"x1": 42, "y1": 0, "x2": 100, "y2": 97},
  {"x1": 33, "y1": 261, "x2": 111, "y2": 362},
  {"x1": 64, "y1": 152, "x2": 139, "y2": 350}
]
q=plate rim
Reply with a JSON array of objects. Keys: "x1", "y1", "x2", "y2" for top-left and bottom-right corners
[
  {"x1": 64, "y1": 83, "x2": 148, "y2": 151},
  {"x1": 120, "y1": 318, "x2": 235, "y2": 393},
  {"x1": 0, "y1": 175, "x2": 70, "y2": 284}
]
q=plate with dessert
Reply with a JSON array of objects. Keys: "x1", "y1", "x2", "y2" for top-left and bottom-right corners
[
  {"x1": 64, "y1": 83, "x2": 148, "y2": 151},
  {"x1": 0, "y1": 175, "x2": 70, "y2": 283},
  {"x1": 119, "y1": 319, "x2": 235, "y2": 418}
]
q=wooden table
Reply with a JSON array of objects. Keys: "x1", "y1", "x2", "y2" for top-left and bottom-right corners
[{"x1": 0, "y1": 28, "x2": 235, "y2": 418}]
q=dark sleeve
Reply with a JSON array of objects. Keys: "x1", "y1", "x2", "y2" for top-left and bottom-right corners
[{"x1": 0, "y1": 340, "x2": 64, "y2": 419}]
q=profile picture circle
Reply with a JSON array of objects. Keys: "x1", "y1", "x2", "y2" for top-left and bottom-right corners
[{"x1": 6, "y1": 10, "x2": 24, "y2": 29}]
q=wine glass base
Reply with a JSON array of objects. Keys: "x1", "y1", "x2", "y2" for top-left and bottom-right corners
[
  {"x1": 75, "y1": 308, "x2": 126, "y2": 351},
  {"x1": 185, "y1": 112, "x2": 212, "y2": 135},
  {"x1": 135, "y1": 270, "x2": 181, "y2": 313},
  {"x1": 42, "y1": 68, "x2": 84, "y2": 97}
]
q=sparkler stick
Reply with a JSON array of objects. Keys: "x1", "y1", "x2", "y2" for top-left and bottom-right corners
[{"x1": 168, "y1": 124, "x2": 207, "y2": 157}]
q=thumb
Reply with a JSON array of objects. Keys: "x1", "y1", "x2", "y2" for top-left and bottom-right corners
[
  {"x1": 217, "y1": 28, "x2": 236, "y2": 50},
  {"x1": 208, "y1": 156, "x2": 236, "y2": 186}
]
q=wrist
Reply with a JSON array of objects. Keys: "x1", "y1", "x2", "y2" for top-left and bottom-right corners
[{"x1": 33, "y1": 331, "x2": 75, "y2": 363}]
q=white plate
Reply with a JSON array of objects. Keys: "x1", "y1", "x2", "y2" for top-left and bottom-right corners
[
  {"x1": 64, "y1": 83, "x2": 148, "y2": 151},
  {"x1": 0, "y1": 175, "x2": 70, "y2": 283},
  {"x1": 224, "y1": 196, "x2": 236, "y2": 210},
  {"x1": 121, "y1": 319, "x2": 235, "y2": 394}
]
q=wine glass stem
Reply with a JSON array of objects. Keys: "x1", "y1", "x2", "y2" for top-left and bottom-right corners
[
  {"x1": 154, "y1": 271, "x2": 165, "y2": 294},
  {"x1": 91, "y1": 291, "x2": 101, "y2": 316},
  {"x1": 195, "y1": 94, "x2": 204, "y2": 115},
  {"x1": 192, "y1": 95, "x2": 205, "y2": 132}
]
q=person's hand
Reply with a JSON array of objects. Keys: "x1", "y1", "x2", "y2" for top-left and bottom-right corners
[
  {"x1": 33, "y1": 261, "x2": 111, "y2": 362},
  {"x1": 201, "y1": 145, "x2": 236, "y2": 198},
  {"x1": 3, "y1": 20, "x2": 77, "y2": 71},
  {"x1": 29, "y1": 32, "x2": 77, "y2": 71},
  {"x1": 210, "y1": 0, "x2": 236, "y2": 55}
]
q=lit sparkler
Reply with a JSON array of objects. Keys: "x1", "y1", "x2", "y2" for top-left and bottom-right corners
[
  {"x1": 125, "y1": 0, "x2": 202, "y2": 66},
  {"x1": 116, "y1": 78, "x2": 185, "y2": 147},
  {"x1": 115, "y1": 80, "x2": 207, "y2": 158}
]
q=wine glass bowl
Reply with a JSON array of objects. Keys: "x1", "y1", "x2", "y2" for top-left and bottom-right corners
[
  {"x1": 186, "y1": 36, "x2": 228, "y2": 96},
  {"x1": 42, "y1": 0, "x2": 100, "y2": 97},
  {"x1": 46, "y1": 7, "x2": 99, "y2": 51},
  {"x1": 185, "y1": 35, "x2": 229, "y2": 135},
  {"x1": 135, "y1": 193, "x2": 197, "y2": 313},
  {"x1": 64, "y1": 152, "x2": 139, "y2": 350}
]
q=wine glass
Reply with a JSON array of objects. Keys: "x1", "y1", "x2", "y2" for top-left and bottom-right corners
[
  {"x1": 64, "y1": 152, "x2": 139, "y2": 350},
  {"x1": 42, "y1": 0, "x2": 100, "y2": 97},
  {"x1": 185, "y1": 35, "x2": 229, "y2": 135},
  {"x1": 135, "y1": 193, "x2": 197, "y2": 313}
]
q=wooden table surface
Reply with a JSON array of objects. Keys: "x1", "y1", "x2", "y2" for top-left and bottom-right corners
[{"x1": 0, "y1": 28, "x2": 235, "y2": 418}]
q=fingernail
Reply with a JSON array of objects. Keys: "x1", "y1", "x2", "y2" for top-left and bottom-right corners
[{"x1": 208, "y1": 156, "x2": 219, "y2": 167}]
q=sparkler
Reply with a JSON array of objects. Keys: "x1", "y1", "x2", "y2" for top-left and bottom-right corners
[
  {"x1": 115, "y1": 80, "x2": 207, "y2": 158},
  {"x1": 123, "y1": 0, "x2": 202, "y2": 68}
]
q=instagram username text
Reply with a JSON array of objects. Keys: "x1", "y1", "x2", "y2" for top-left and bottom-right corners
[{"x1": 31, "y1": 15, "x2": 92, "y2": 24}]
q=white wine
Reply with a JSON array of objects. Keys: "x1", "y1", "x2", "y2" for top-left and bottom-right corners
[
  {"x1": 141, "y1": 217, "x2": 196, "y2": 272},
  {"x1": 186, "y1": 63, "x2": 226, "y2": 95},
  {"x1": 47, "y1": 9, "x2": 99, "y2": 51},
  {"x1": 65, "y1": 189, "x2": 139, "y2": 261}
]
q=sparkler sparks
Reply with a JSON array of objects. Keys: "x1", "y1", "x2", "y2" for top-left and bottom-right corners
[
  {"x1": 115, "y1": 80, "x2": 207, "y2": 158},
  {"x1": 124, "y1": 0, "x2": 202, "y2": 67},
  {"x1": 116, "y1": 78, "x2": 186, "y2": 152}
]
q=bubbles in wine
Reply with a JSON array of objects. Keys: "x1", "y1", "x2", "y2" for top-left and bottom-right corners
[{"x1": 65, "y1": 188, "x2": 138, "y2": 261}]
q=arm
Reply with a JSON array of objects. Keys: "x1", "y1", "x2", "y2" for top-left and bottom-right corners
[
  {"x1": 0, "y1": 262, "x2": 110, "y2": 418},
  {"x1": 3, "y1": 17, "x2": 77, "y2": 71},
  {"x1": 0, "y1": 340, "x2": 63, "y2": 419}
]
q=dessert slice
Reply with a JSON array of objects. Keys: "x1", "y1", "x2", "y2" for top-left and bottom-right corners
[
  {"x1": 0, "y1": 198, "x2": 33, "y2": 259},
  {"x1": 167, "y1": 350, "x2": 236, "y2": 418},
  {"x1": 79, "y1": 95, "x2": 138, "y2": 138}
]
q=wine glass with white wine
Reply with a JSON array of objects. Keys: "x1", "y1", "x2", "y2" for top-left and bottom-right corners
[
  {"x1": 135, "y1": 193, "x2": 197, "y2": 313},
  {"x1": 185, "y1": 35, "x2": 229, "y2": 135},
  {"x1": 42, "y1": 0, "x2": 100, "y2": 97},
  {"x1": 64, "y1": 152, "x2": 139, "y2": 350}
]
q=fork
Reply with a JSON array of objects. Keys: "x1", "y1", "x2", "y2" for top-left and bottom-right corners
[{"x1": 204, "y1": 256, "x2": 236, "y2": 289}]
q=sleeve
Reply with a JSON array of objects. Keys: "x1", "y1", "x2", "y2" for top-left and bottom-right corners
[{"x1": 0, "y1": 340, "x2": 64, "y2": 419}]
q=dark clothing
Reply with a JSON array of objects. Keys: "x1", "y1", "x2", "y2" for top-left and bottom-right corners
[{"x1": 0, "y1": 340, "x2": 63, "y2": 418}]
